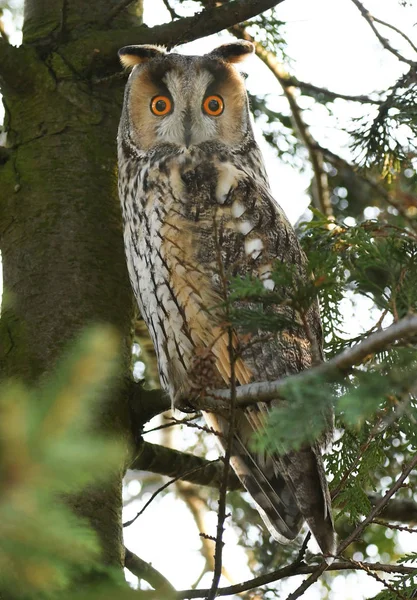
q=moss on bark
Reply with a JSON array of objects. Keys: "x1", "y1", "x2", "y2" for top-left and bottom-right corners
[{"x1": 0, "y1": 0, "x2": 139, "y2": 578}]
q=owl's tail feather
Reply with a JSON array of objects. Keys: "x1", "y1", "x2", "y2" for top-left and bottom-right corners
[
  {"x1": 232, "y1": 436, "x2": 303, "y2": 542},
  {"x1": 232, "y1": 434, "x2": 335, "y2": 556},
  {"x1": 276, "y1": 444, "x2": 336, "y2": 556},
  {"x1": 204, "y1": 411, "x2": 335, "y2": 555}
]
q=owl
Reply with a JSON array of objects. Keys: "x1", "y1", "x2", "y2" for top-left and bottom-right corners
[{"x1": 117, "y1": 41, "x2": 335, "y2": 555}]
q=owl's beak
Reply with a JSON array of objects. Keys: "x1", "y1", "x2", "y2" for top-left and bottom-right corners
[
  {"x1": 183, "y1": 111, "x2": 192, "y2": 148},
  {"x1": 184, "y1": 124, "x2": 192, "y2": 148}
]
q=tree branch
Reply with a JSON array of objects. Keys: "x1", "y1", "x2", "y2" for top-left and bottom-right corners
[
  {"x1": 350, "y1": 0, "x2": 417, "y2": 66},
  {"x1": 339, "y1": 454, "x2": 417, "y2": 555},
  {"x1": 63, "y1": 0, "x2": 285, "y2": 73},
  {"x1": 130, "y1": 442, "x2": 417, "y2": 525},
  {"x1": 369, "y1": 494, "x2": 417, "y2": 523},
  {"x1": 130, "y1": 441, "x2": 242, "y2": 490},
  {"x1": 315, "y1": 141, "x2": 417, "y2": 221},
  {"x1": 132, "y1": 315, "x2": 417, "y2": 418},
  {"x1": 0, "y1": 38, "x2": 27, "y2": 92},
  {"x1": 199, "y1": 314, "x2": 417, "y2": 411},
  {"x1": 287, "y1": 77, "x2": 385, "y2": 105},
  {"x1": 124, "y1": 547, "x2": 176, "y2": 593},
  {"x1": 161, "y1": 0, "x2": 180, "y2": 20},
  {"x1": 372, "y1": 14, "x2": 417, "y2": 55},
  {"x1": 130, "y1": 383, "x2": 170, "y2": 426},
  {"x1": 207, "y1": 329, "x2": 237, "y2": 600},
  {"x1": 176, "y1": 561, "x2": 416, "y2": 599}
]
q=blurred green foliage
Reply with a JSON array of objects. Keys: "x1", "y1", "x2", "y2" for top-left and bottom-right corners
[{"x1": 0, "y1": 326, "x2": 137, "y2": 599}]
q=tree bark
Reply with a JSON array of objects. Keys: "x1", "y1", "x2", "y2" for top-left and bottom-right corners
[{"x1": 0, "y1": 0, "x2": 137, "y2": 578}]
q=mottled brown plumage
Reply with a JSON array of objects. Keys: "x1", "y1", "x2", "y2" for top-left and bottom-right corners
[{"x1": 117, "y1": 41, "x2": 335, "y2": 554}]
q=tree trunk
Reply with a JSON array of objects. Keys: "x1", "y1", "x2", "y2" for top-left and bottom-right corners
[{"x1": 0, "y1": 0, "x2": 138, "y2": 578}]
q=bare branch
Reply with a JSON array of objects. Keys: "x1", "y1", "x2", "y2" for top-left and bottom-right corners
[
  {"x1": 124, "y1": 457, "x2": 224, "y2": 528},
  {"x1": 162, "y1": 0, "x2": 180, "y2": 20},
  {"x1": 370, "y1": 494, "x2": 417, "y2": 523},
  {"x1": 130, "y1": 443, "x2": 417, "y2": 526},
  {"x1": 338, "y1": 453, "x2": 417, "y2": 555},
  {"x1": 133, "y1": 315, "x2": 417, "y2": 418},
  {"x1": 124, "y1": 547, "x2": 176, "y2": 593},
  {"x1": 130, "y1": 441, "x2": 242, "y2": 490},
  {"x1": 64, "y1": 0, "x2": 285, "y2": 73},
  {"x1": 232, "y1": 25, "x2": 333, "y2": 218},
  {"x1": 316, "y1": 141, "x2": 417, "y2": 222},
  {"x1": 288, "y1": 77, "x2": 385, "y2": 105},
  {"x1": 176, "y1": 561, "x2": 416, "y2": 598},
  {"x1": 350, "y1": 0, "x2": 417, "y2": 66},
  {"x1": 285, "y1": 453, "x2": 417, "y2": 600},
  {"x1": 372, "y1": 15, "x2": 417, "y2": 55},
  {"x1": 199, "y1": 314, "x2": 417, "y2": 411}
]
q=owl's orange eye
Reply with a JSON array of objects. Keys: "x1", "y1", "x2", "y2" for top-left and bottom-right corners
[
  {"x1": 150, "y1": 95, "x2": 172, "y2": 116},
  {"x1": 203, "y1": 95, "x2": 224, "y2": 116}
]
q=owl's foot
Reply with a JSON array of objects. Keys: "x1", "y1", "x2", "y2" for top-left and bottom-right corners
[{"x1": 174, "y1": 347, "x2": 224, "y2": 413}]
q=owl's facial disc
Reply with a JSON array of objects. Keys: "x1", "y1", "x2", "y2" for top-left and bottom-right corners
[{"x1": 128, "y1": 54, "x2": 250, "y2": 151}]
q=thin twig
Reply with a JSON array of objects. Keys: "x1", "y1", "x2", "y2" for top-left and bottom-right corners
[
  {"x1": 337, "y1": 454, "x2": 417, "y2": 555},
  {"x1": 373, "y1": 15, "x2": 417, "y2": 54},
  {"x1": 142, "y1": 414, "x2": 200, "y2": 435},
  {"x1": 346, "y1": 557, "x2": 409, "y2": 600},
  {"x1": 123, "y1": 459, "x2": 222, "y2": 528},
  {"x1": 350, "y1": 0, "x2": 417, "y2": 66},
  {"x1": 373, "y1": 519, "x2": 417, "y2": 535}
]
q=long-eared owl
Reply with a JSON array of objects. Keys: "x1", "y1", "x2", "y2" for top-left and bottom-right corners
[{"x1": 117, "y1": 41, "x2": 335, "y2": 555}]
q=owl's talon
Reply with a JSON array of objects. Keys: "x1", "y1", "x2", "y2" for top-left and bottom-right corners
[{"x1": 174, "y1": 396, "x2": 200, "y2": 414}]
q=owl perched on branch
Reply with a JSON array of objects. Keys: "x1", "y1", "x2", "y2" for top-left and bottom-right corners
[{"x1": 117, "y1": 41, "x2": 335, "y2": 555}]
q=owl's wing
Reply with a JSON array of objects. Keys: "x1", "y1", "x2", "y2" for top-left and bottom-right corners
[
  {"x1": 162, "y1": 160, "x2": 334, "y2": 553},
  {"x1": 186, "y1": 166, "x2": 334, "y2": 555}
]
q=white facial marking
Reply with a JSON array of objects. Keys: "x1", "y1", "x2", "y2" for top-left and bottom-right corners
[{"x1": 245, "y1": 237, "x2": 263, "y2": 259}]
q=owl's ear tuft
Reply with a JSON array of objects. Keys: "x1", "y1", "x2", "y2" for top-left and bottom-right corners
[
  {"x1": 206, "y1": 41, "x2": 254, "y2": 64},
  {"x1": 119, "y1": 45, "x2": 167, "y2": 68}
]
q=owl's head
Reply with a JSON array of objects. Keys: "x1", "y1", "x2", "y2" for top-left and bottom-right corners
[{"x1": 118, "y1": 41, "x2": 254, "y2": 153}]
